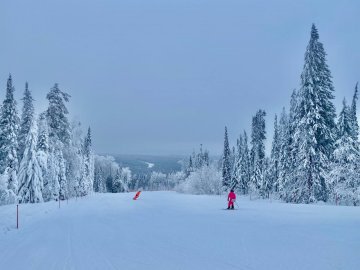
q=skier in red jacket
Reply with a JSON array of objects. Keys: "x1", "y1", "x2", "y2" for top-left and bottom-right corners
[{"x1": 227, "y1": 189, "x2": 236, "y2": 209}]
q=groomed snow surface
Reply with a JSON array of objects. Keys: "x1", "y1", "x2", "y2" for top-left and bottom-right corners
[{"x1": 0, "y1": 192, "x2": 359, "y2": 270}]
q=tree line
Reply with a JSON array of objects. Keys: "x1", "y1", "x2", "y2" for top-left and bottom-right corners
[
  {"x1": 0, "y1": 77, "x2": 94, "y2": 205},
  {"x1": 221, "y1": 24, "x2": 360, "y2": 205}
]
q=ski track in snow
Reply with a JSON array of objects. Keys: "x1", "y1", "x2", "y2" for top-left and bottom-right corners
[{"x1": 0, "y1": 192, "x2": 360, "y2": 270}]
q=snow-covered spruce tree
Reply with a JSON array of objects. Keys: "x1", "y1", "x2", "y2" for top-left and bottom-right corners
[
  {"x1": 288, "y1": 90, "x2": 299, "y2": 174},
  {"x1": 281, "y1": 91, "x2": 299, "y2": 199},
  {"x1": 166, "y1": 171, "x2": 185, "y2": 190},
  {"x1": 18, "y1": 119, "x2": 43, "y2": 203},
  {"x1": 36, "y1": 112, "x2": 49, "y2": 199},
  {"x1": 120, "y1": 167, "x2": 131, "y2": 190},
  {"x1": 232, "y1": 137, "x2": 242, "y2": 193},
  {"x1": 18, "y1": 82, "x2": 35, "y2": 162},
  {"x1": 194, "y1": 144, "x2": 209, "y2": 169},
  {"x1": 43, "y1": 143, "x2": 66, "y2": 201},
  {"x1": 46, "y1": 84, "x2": 71, "y2": 200},
  {"x1": 222, "y1": 126, "x2": 232, "y2": 189},
  {"x1": 80, "y1": 127, "x2": 94, "y2": 196},
  {"x1": 149, "y1": 171, "x2": 167, "y2": 190},
  {"x1": 93, "y1": 155, "x2": 118, "y2": 193},
  {"x1": 75, "y1": 126, "x2": 94, "y2": 196},
  {"x1": 269, "y1": 114, "x2": 280, "y2": 194},
  {"x1": 185, "y1": 155, "x2": 194, "y2": 177},
  {"x1": 261, "y1": 157, "x2": 272, "y2": 198},
  {"x1": 233, "y1": 132, "x2": 251, "y2": 195},
  {"x1": 65, "y1": 120, "x2": 84, "y2": 198},
  {"x1": 287, "y1": 25, "x2": 337, "y2": 203},
  {"x1": 93, "y1": 165, "x2": 105, "y2": 192},
  {"x1": 230, "y1": 145, "x2": 236, "y2": 175},
  {"x1": 350, "y1": 82, "x2": 359, "y2": 142},
  {"x1": 46, "y1": 83, "x2": 71, "y2": 145},
  {"x1": 250, "y1": 110, "x2": 266, "y2": 197},
  {"x1": 238, "y1": 131, "x2": 251, "y2": 195},
  {"x1": 0, "y1": 75, "x2": 20, "y2": 204},
  {"x1": 328, "y1": 99, "x2": 360, "y2": 205},
  {"x1": 176, "y1": 163, "x2": 222, "y2": 195},
  {"x1": 112, "y1": 168, "x2": 128, "y2": 193},
  {"x1": 277, "y1": 108, "x2": 291, "y2": 197}
]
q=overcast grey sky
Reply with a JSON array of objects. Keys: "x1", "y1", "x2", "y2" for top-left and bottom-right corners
[{"x1": 1, "y1": 0, "x2": 360, "y2": 155}]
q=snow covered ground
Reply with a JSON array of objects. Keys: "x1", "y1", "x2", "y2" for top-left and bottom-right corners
[{"x1": 0, "y1": 192, "x2": 359, "y2": 270}]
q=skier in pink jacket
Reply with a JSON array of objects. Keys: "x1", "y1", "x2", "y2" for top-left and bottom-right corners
[{"x1": 227, "y1": 189, "x2": 236, "y2": 209}]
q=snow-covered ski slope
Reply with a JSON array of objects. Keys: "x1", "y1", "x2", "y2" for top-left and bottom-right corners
[{"x1": 0, "y1": 192, "x2": 359, "y2": 270}]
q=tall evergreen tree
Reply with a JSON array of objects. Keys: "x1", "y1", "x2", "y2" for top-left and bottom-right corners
[
  {"x1": 112, "y1": 168, "x2": 126, "y2": 193},
  {"x1": 80, "y1": 127, "x2": 94, "y2": 196},
  {"x1": 36, "y1": 112, "x2": 49, "y2": 198},
  {"x1": 350, "y1": 82, "x2": 359, "y2": 142},
  {"x1": 277, "y1": 108, "x2": 291, "y2": 197},
  {"x1": 37, "y1": 112, "x2": 49, "y2": 152},
  {"x1": 222, "y1": 126, "x2": 232, "y2": 189},
  {"x1": 18, "y1": 82, "x2": 35, "y2": 161},
  {"x1": 240, "y1": 131, "x2": 251, "y2": 194},
  {"x1": 328, "y1": 99, "x2": 360, "y2": 205},
  {"x1": 45, "y1": 84, "x2": 71, "y2": 200},
  {"x1": 93, "y1": 165, "x2": 105, "y2": 193},
  {"x1": 269, "y1": 115, "x2": 280, "y2": 194},
  {"x1": 46, "y1": 83, "x2": 71, "y2": 145},
  {"x1": 66, "y1": 120, "x2": 84, "y2": 198},
  {"x1": 231, "y1": 137, "x2": 241, "y2": 191},
  {"x1": 18, "y1": 120, "x2": 43, "y2": 203},
  {"x1": 288, "y1": 24, "x2": 336, "y2": 203},
  {"x1": 185, "y1": 156, "x2": 194, "y2": 177},
  {"x1": 0, "y1": 74, "x2": 20, "y2": 197},
  {"x1": 250, "y1": 110, "x2": 266, "y2": 196},
  {"x1": 234, "y1": 131, "x2": 251, "y2": 194}
]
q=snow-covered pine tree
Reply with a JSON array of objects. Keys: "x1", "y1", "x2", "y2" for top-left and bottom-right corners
[
  {"x1": 261, "y1": 157, "x2": 272, "y2": 198},
  {"x1": 37, "y1": 112, "x2": 49, "y2": 153},
  {"x1": 66, "y1": 120, "x2": 84, "y2": 197},
  {"x1": 222, "y1": 126, "x2": 232, "y2": 189},
  {"x1": 186, "y1": 156, "x2": 194, "y2": 177},
  {"x1": 288, "y1": 24, "x2": 337, "y2": 203},
  {"x1": 120, "y1": 167, "x2": 131, "y2": 190},
  {"x1": 239, "y1": 131, "x2": 251, "y2": 195},
  {"x1": 350, "y1": 82, "x2": 359, "y2": 142},
  {"x1": 231, "y1": 137, "x2": 242, "y2": 192},
  {"x1": 194, "y1": 144, "x2": 209, "y2": 169},
  {"x1": 269, "y1": 114, "x2": 280, "y2": 194},
  {"x1": 281, "y1": 91, "x2": 299, "y2": 199},
  {"x1": 46, "y1": 83, "x2": 71, "y2": 145},
  {"x1": 328, "y1": 99, "x2": 360, "y2": 205},
  {"x1": 18, "y1": 119, "x2": 43, "y2": 203},
  {"x1": 250, "y1": 110, "x2": 266, "y2": 197},
  {"x1": 93, "y1": 165, "x2": 105, "y2": 192},
  {"x1": 36, "y1": 112, "x2": 49, "y2": 199},
  {"x1": 112, "y1": 168, "x2": 126, "y2": 193},
  {"x1": 43, "y1": 145, "x2": 62, "y2": 201},
  {"x1": 230, "y1": 146, "x2": 236, "y2": 173},
  {"x1": 18, "y1": 82, "x2": 35, "y2": 161},
  {"x1": 277, "y1": 108, "x2": 291, "y2": 197},
  {"x1": 288, "y1": 90, "x2": 299, "y2": 174},
  {"x1": 46, "y1": 84, "x2": 71, "y2": 200},
  {"x1": 0, "y1": 74, "x2": 20, "y2": 203},
  {"x1": 81, "y1": 127, "x2": 94, "y2": 195}
]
